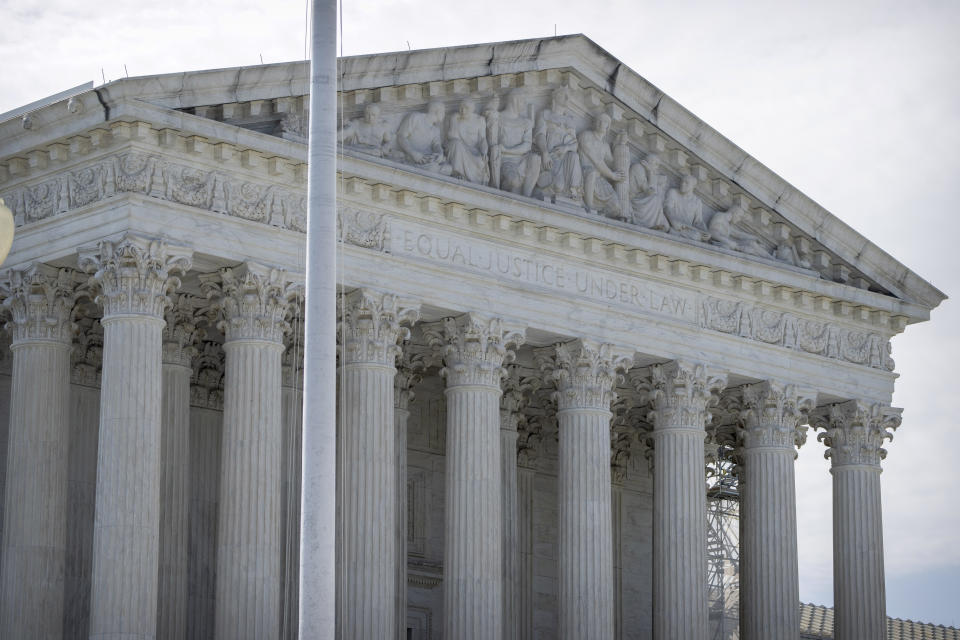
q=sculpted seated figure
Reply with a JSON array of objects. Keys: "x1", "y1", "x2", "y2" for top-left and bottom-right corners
[
  {"x1": 445, "y1": 99, "x2": 489, "y2": 185},
  {"x1": 664, "y1": 173, "x2": 710, "y2": 242},
  {"x1": 337, "y1": 103, "x2": 392, "y2": 157},
  {"x1": 578, "y1": 113, "x2": 624, "y2": 217},
  {"x1": 708, "y1": 201, "x2": 772, "y2": 258},
  {"x1": 627, "y1": 153, "x2": 669, "y2": 231},
  {"x1": 396, "y1": 101, "x2": 449, "y2": 174},
  {"x1": 489, "y1": 91, "x2": 541, "y2": 197},
  {"x1": 535, "y1": 86, "x2": 583, "y2": 201}
]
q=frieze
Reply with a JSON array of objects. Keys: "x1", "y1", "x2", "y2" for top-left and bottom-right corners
[
  {"x1": 1, "y1": 151, "x2": 307, "y2": 232},
  {"x1": 699, "y1": 296, "x2": 894, "y2": 371}
]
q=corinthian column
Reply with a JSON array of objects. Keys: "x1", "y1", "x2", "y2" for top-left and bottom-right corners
[
  {"x1": 812, "y1": 401, "x2": 901, "y2": 640},
  {"x1": 0, "y1": 265, "x2": 76, "y2": 640},
  {"x1": 394, "y1": 349, "x2": 425, "y2": 640},
  {"x1": 158, "y1": 295, "x2": 202, "y2": 640},
  {"x1": 647, "y1": 360, "x2": 727, "y2": 640},
  {"x1": 540, "y1": 339, "x2": 631, "y2": 640},
  {"x1": 336, "y1": 289, "x2": 419, "y2": 640},
  {"x1": 426, "y1": 313, "x2": 524, "y2": 640},
  {"x1": 79, "y1": 234, "x2": 193, "y2": 640},
  {"x1": 281, "y1": 329, "x2": 303, "y2": 640},
  {"x1": 202, "y1": 263, "x2": 297, "y2": 640},
  {"x1": 738, "y1": 382, "x2": 815, "y2": 640}
]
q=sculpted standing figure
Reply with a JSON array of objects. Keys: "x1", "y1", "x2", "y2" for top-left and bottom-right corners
[
  {"x1": 337, "y1": 103, "x2": 392, "y2": 157},
  {"x1": 708, "y1": 201, "x2": 772, "y2": 258},
  {"x1": 628, "y1": 153, "x2": 670, "y2": 231},
  {"x1": 664, "y1": 173, "x2": 710, "y2": 241},
  {"x1": 578, "y1": 113, "x2": 625, "y2": 217},
  {"x1": 396, "y1": 101, "x2": 449, "y2": 174},
  {"x1": 445, "y1": 99, "x2": 489, "y2": 185},
  {"x1": 535, "y1": 87, "x2": 583, "y2": 201},
  {"x1": 492, "y1": 91, "x2": 541, "y2": 197}
]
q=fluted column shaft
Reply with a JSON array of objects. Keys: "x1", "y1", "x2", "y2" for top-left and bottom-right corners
[
  {"x1": 394, "y1": 354, "x2": 422, "y2": 640},
  {"x1": 501, "y1": 412, "x2": 520, "y2": 640},
  {"x1": 814, "y1": 401, "x2": 901, "y2": 640},
  {"x1": 517, "y1": 466, "x2": 535, "y2": 640},
  {"x1": 428, "y1": 313, "x2": 523, "y2": 640},
  {"x1": 204, "y1": 263, "x2": 295, "y2": 640},
  {"x1": 280, "y1": 354, "x2": 303, "y2": 640},
  {"x1": 543, "y1": 339, "x2": 630, "y2": 640},
  {"x1": 0, "y1": 265, "x2": 75, "y2": 640},
  {"x1": 648, "y1": 361, "x2": 726, "y2": 640},
  {"x1": 336, "y1": 290, "x2": 418, "y2": 640},
  {"x1": 738, "y1": 382, "x2": 813, "y2": 640},
  {"x1": 80, "y1": 235, "x2": 192, "y2": 640}
]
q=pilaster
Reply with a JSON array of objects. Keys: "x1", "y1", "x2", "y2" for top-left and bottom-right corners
[
  {"x1": 336, "y1": 289, "x2": 419, "y2": 640},
  {"x1": 202, "y1": 262, "x2": 297, "y2": 640},
  {"x1": 0, "y1": 264, "x2": 76, "y2": 640},
  {"x1": 738, "y1": 381, "x2": 815, "y2": 640},
  {"x1": 540, "y1": 339, "x2": 632, "y2": 640},
  {"x1": 425, "y1": 313, "x2": 524, "y2": 640},
  {"x1": 79, "y1": 234, "x2": 192, "y2": 640},
  {"x1": 812, "y1": 400, "x2": 902, "y2": 640},
  {"x1": 646, "y1": 360, "x2": 727, "y2": 640}
]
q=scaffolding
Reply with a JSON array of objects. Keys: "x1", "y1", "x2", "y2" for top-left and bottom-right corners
[{"x1": 707, "y1": 442, "x2": 741, "y2": 640}]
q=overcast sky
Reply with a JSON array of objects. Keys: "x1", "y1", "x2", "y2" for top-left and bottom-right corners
[{"x1": 2, "y1": 0, "x2": 957, "y2": 628}]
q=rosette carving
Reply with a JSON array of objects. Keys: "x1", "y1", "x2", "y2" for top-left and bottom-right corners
[
  {"x1": 646, "y1": 360, "x2": 727, "y2": 430},
  {"x1": 200, "y1": 263, "x2": 300, "y2": 344},
  {"x1": 738, "y1": 381, "x2": 816, "y2": 451},
  {"x1": 424, "y1": 313, "x2": 525, "y2": 388},
  {"x1": 79, "y1": 234, "x2": 192, "y2": 318},
  {"x1": 537, "y1": 339, "x2": 632, "y2": 412},
  {"x1": 1, "y1": 264, "x2": 78, "y2": 344},
  {"x1": 811, "y1": 400, "x2": 902, "y2": 467},
  {"x1": 337, "y1": 289, "x2": 420, "y2": 366}
]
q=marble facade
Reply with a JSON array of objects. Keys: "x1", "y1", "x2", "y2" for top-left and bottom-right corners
[{"x1": 0, "y1": 35, "x2": 945, "y2": 640}]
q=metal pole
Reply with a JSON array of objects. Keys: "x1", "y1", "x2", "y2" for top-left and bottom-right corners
[{"x1": 300, "y1": 0, "x2": 337, "y2": 637}]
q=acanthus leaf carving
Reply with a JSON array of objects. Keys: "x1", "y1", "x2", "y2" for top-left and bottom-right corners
[
  {"x1": 424, "y1": 312, "x2": 525, "y2": 388},
  {"x1": 537, "y1": 338, "x2": 632, "y2": 412},
  {"x1": 200, "y1": 262, "x2": 299, "y2": 344},
  {"x1": 1, "y1": 263, "x2": 78, "y2": 345},
  {"x1": 738, "y1": 381, "x2": 816, "y2": 451},
  {"x1": 646, "y1": 360, "x2": 727, "y2": 431},
  {"x1": 810, "y1": 400, "x2": 902, "y2": 467},
  {"x1": 337, "y1": 288, "x2": 420, "y2": 367}
]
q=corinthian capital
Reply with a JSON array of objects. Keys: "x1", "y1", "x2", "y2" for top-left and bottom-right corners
[
  {"x1": 162, "y1": 293, "x2": 204, "y2": 367},
  {"x1": 395, "y1": 348, "x2": 427, "y2": 411},
  {"x1": 79, "y1": 234, "x2": 192, "y2": 318},
  {"x1": 1, "y1": 264, "x2": 77, "y2": 344},
  {"x1": 811, "y1": 400, "x2": 902, "y2": 468},
  {"x1": 200, "y1": 263, "x2": 300, "y2": 344},
  {"x1": 538, "y1": 339, "x2": 632, "y2": 411},
  {"x1": 501, "y1": 365, "x2": 541, "y2": 432},
  {"x1": 424, "y1": 312, "x2": 525, "y2": 388},
  {"x1": 338, "y1": 289, "x2": 420, "y2": 366},
  {"x1": 647, "y1": 360, "x2": 727, "y2": 430},
  {"x1": 739, "y1": 381, "x2": 816, "y2": 451}
]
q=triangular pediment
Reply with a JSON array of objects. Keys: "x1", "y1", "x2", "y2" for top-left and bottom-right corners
[{"x1": 0, "y1": 35, "x2": 945, "y2": 316}]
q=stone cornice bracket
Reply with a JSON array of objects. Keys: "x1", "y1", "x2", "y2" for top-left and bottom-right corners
[
  {"x1": 811, "y1": 400, "x2": 903, "y2": 468},
  {"x1": 199, "y1": 262, "x2": 299, "y2": 344},
  {"x1": 646, "y1": 360, "x2": 728, "y2": 432},
  {"x1": 424, "y1": 312, "x2": 526, "y2": 388},
  {"x1": 500, "y1": 364, "x2": 542, "y2": 433},
  {"x1": 394, "y1": 348, "x2": 427, "y2": 411},
  {"x1": 1, "y1": 263, "x2": 78, "y2": 345},
  {"x1": 162, "y1": 293, "x2": 205, "y2": 367},
  {"x1": 537, "y1": 339, "x2": 633, "y2": 412},
  {"x1": 337, "y1": 288, "x2": 421, "y2": 367},
  {"x1": 738, "y1": 381, "x2": 817, "y2": 453},
  {"x1": 78, "y1": 234, "x2": 193, "y2": 319}
]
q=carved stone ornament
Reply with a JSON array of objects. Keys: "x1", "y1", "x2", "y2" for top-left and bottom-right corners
[
  {"x1": 337, "y1": 206, "x2": 390, "y2": 252},
  {"x1": 610, "y1": 395, "x2": 645, "y2": 484},
  {"x1": 1, "y1": 263, "x2": 78, "y2": 345},
  {"x1": 1, "y1": 151, "x2": 307, "y2": 232},
  {"x1": 538, "y1": 338, "x2": 633, "y2": 412},
  {"x1": 78, "y1": 233, "x2": 193, "y2": 318},
  {"x1": 699, "y1": 296, "x2": 895, "y2": 371},
  {"x1": 424, "y1": 312, "x2": 525, "y2": 388},
  {"x1": 71, "y1": 309, "x2": 103, "y2": 387},
  {"x1": 337, "y1": 288, "x2": 420, "y2": 366},
  {"x1": 162, "y1": 293, "x2": 204, "y2": 367},
  {"x1": 200, "y1": 262, "x2": 299, "y2": 344},
  {"x1": 738, "y1": 381, "x2": 816, "y2": 451},
  {"x1": 191, "y1": 340, "x2": 224, "y2": 409},
  {"x1": 500, "y1": 364, "x2": 541, "y2": 433},
  {"x1": 811, "y1": 400, "x2": 902, "y2": 468},
  {"x1": 282, "y1": 324, "x2": 305, "y2": 389},
  {"x1": 646, "y1": 360, "x2": 728, "y2": 431},
  {"x1": 394, "y1": 349, "x2": 427, "y2": 412}
]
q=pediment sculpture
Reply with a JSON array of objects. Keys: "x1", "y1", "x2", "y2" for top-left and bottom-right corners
[{"x1": 337, "y1": 85, "x2": 823, "y2": 269}]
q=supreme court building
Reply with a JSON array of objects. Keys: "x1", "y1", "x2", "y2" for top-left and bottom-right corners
[{"x1": 0, "y1": 35, "x2": 945, "y2": 639}]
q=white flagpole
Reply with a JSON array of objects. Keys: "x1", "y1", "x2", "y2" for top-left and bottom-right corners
[{"x1": 300, "y1": 0, "x2": 337, "y2": 636}]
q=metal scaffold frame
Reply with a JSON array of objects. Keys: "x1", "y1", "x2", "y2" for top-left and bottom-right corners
[{"x1": 707, "y1": 442, "x2": 741, "y2": 640}]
